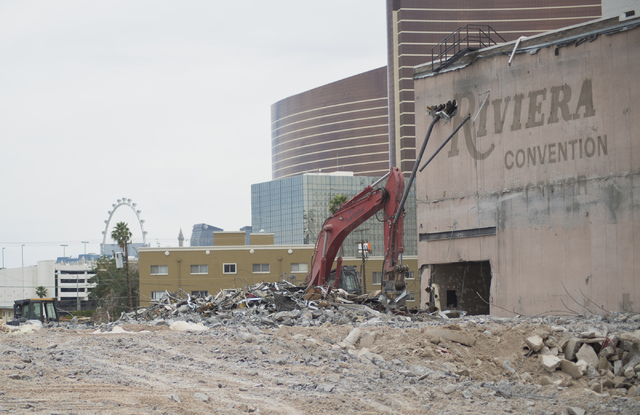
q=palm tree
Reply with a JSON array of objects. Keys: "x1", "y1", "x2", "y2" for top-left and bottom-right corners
[
  {"x1": 111, "y1": 222, "x2": 133, "y2": 310},
  {"x1": 35, "y1": 286, "x2": 48, "y2": 298},
  {"x1": 328, "y1": 194, "x2": 349, "y2": 215}
]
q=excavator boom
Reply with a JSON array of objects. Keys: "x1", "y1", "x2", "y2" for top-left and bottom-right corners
[
  {"x1": 306, "y1": 167, "x2": 406, "y2": 291},
  {"x1": 304, "y1": 100, "x2": 467, "y2": 302}
]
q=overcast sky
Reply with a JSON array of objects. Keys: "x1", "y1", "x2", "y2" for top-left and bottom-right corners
[{"x1": 0, "y1": 1, "x2": 387, "y2": 268}]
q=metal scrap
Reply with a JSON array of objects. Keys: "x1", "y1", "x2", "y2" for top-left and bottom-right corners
[{"x1": 123, "y1": 280, "x2": 412, "y2": 322}]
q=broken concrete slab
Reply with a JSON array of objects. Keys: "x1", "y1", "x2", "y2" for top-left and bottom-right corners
[
  {"x1": 560, "y1": 359, "x2": 585, "y2": 379},
  {"x1": 169, "y1": 321, "x2": 208, "y2": 332},
  {"x1": 579, "y1": 330, "x2": 599, "y2": 338},
  {"x1": 525, "y1": 334, "x2": 544, "y2": 352},
  {"x1": 541, "y1": 355, "x2": 562, "y2": 372},
  {"x1": 345, "y1": 327, "x2": 362, "y2": 346},
  {"x1": 623, "y1": 343, "x2": 640, "y2": 372},
  {"x1": 425, "y1": 328, "x2": 475, "y2": 347},
  {"x1": 576, "y1": 343, "x2": 599, "y2": 368},
  {"x1": 624, "y1": 366, "x2": 636, "y2": 379},
  {"x1": 563, "y1": 338, "x2": 582, "y2": 361},
  {"x1": 619, "y1": 330, "x2": 640, "y2": 345}
]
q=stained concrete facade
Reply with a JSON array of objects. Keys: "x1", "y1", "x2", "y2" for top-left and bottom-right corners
[{"x1": 413, "y1": 15, "x2": 640, "y2": 316}]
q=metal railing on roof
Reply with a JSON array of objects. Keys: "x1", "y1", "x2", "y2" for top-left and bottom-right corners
[{"x1": 431, "y1": 24, "x2": 506, "y2": 72}]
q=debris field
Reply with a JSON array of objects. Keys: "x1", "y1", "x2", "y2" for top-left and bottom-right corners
[{"x1": 2, "y1": 286, "x2": 640, "y2": 414}]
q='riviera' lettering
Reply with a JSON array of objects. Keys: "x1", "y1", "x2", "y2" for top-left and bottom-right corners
[{"x1": 448, "y1": 79, "x2": 596, "y2": 161}]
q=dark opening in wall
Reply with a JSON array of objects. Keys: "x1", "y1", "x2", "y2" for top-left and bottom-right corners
[
  {"x1": 446, "y1": 290, "x2": 458, "y2": 308},
  {"x1": 428, "y1": 261, "x2": 492, "y2": 315}
]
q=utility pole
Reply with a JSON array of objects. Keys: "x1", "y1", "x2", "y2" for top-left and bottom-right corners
[{"x1": 358, "y1": 228, "x2": 369, "y2": 294}]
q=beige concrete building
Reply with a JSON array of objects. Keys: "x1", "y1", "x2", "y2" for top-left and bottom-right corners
[
  {"x1": 413, "y1": 12, "x2": 639, "y2": 316},
  {"x1": 139, "y1": 231, "x2": 420, "y2": 307}
]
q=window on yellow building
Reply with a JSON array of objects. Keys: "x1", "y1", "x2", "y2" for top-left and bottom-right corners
[
  {"x1": 291, "y1": 263, "x2": 308, "y2": 273},
  {"x1": 190, "y1": 265, "x2": 208, "y2": 274},
  {"x1": 252, "y1": 264, "x2": 270, "y2": 273},
  {"x1": 150, "y1": 265, "x2": 168, "y2": 275},
  {"x1": 223, "y1": 263, "x2": 237, "y2": 274}
]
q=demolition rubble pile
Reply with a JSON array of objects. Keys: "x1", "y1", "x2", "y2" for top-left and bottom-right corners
[
  {"x1": 523, "y1": 314, "x2": 640, "y2": 396},
  {"x1": 104, "y1": 285, "x2": 640, "y2": 404},
  {"x1": 3, "y1": 299, "x2": 640, "y2": 414},
  {"x1": 119, "y1": 281, "x2": 415, "y2": 327}
]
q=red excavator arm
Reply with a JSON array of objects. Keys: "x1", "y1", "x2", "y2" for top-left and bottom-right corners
[{"x1": 305, "y1": 167, "x2": 408, "y2": 292}]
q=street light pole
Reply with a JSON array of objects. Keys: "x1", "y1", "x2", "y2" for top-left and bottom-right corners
[{"x1": 21, "y1": 245, "x2": 25, "y2": 298}]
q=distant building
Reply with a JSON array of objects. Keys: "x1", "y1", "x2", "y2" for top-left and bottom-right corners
[
  {"x1": 189, "y1": 223, "x2": 223, "y2": 246},
  {"x1": 54, "y1": 262, "x2": 97, "y2": 312},
  {"x1": 55, "y1": 254, "x2": 100, "y2": 265},
  {"x1": 138, "y1": 231, "x2": 419, "y2": 306},
  {"x1": 178, "y1": 229, "x2": 184, "y2": 247},
  {"x1": 251, "y1": 171, "x2": 417, "y2": 258}
]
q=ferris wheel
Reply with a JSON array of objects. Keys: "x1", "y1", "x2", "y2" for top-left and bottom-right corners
[{"x1": 101, "y1": 198, "x2": 148, "y2": 255}]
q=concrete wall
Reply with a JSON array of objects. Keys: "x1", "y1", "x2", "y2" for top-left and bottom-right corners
[
  {"x1": 414, "y1": 19, "x2": 640, "y2": 316},
  {"x1": 250, "y1": 233, "x2": 275, "y2": 245},
  {"x1": 212, "y1": 232, "x2": 246, "y2": 246}
]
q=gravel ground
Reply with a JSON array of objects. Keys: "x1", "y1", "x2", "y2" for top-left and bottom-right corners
[{"x1": 2, "y1": 310, "x2": 640, "y2": 414}]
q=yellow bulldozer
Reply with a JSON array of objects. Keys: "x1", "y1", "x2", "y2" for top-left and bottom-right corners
[{"x1": 6, "y1": 298, "x2": 60, "y2": 326}]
